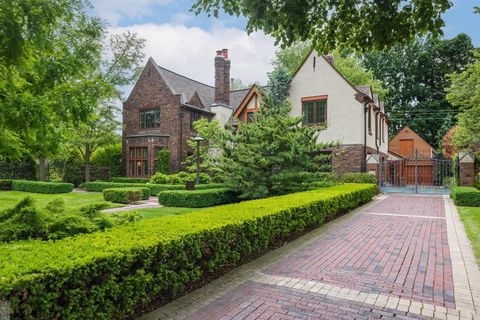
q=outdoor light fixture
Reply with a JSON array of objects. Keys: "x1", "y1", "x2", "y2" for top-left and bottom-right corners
[{"x1": 192, "y1": 135, "x2": 204, "y2": 185}]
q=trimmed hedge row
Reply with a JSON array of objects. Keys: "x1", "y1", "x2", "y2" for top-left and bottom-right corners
[
  {"x1": 340, "y1": 172, "x2": 377, "y2": 184},
  {"x1": 451, "y1": 187, "x2": 480, "y2": 207},
  {"x1": 0, "y1": 184, "x2": 376, "y2": 319},
  {"x1": 0, "y1": 179, "x2": 13, "y2": 190},
  {"x1": 110, "y1": 177, "x2": 150, "y2": 183},
  {"x1": 81, "y1": 181, "x2": 225, "y2": 195},
  {"x1": 11, "y1": 180, "x2": 74, "y2": 194},
  {"x1": 103, "y1": 187, "x2": 151, "y2": 204},
  {"x1": 158, "y1": 188, "x2": 239, "y2": 208}
]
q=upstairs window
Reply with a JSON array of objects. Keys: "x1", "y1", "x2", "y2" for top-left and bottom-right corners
[
  {"x1": 140, "y1": 109, "x2": 160, "y2": 129},
  {"x1": 190, "y1": 111, "x2": 201, "y2": 130},
  {"x1": 302, "y1": 99, "x2": 327, "y2": 126},
  {"x1": 368, "y1": 106, "x2": 372, "y2": 135},
  {"x1": 247, "y1": 111, "x2": 255, "y2": 123}
]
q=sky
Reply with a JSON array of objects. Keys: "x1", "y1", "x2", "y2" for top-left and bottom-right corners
[{"x1": 89, "y1": 0, "x2": 480, "y2": 93}]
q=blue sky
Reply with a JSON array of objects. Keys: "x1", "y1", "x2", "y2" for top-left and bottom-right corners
[{"x1": 90, "y1": 0, "x2": 480, "y2": 88}]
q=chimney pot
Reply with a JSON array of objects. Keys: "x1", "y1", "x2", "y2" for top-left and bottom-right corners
[
  {"x1": 216, "y1": 50, "x2": 223, "y2": 57},
  {"x1": 222, "y1": 48, "x2": 228, "y2": 60},
  {"x1": 214, "y1": 49, "x2": 231, "y2": 105}
]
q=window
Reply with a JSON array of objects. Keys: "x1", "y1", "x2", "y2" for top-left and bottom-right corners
[
  {"x1": 190, "y1": 111, "x2": 201, "y2": 129},
  {"x1": 303, "y1": 100, "x2": 327, "y2": 126},
  {"x1": 247, "y1": 111, "x2": 255, "y2": 123},
  {"x1": 382, "y1": 118, "x2": 385, "y2": 142},
  {"x1": 368, "y1": 107, "x2": 372, "y2": 135},
  {"x1": 128, "y1": 146, "x2": 149, "y2": 177},
  {"x1": 140, "y1": 109, "x2": 160, "y2": 129}
]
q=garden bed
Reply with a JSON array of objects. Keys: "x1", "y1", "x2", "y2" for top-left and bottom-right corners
[{"x1": 0, "y1": 183, "x2": 376, "y2": 319}]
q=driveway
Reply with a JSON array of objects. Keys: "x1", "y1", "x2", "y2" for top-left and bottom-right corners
[{"x1": 140, "y1": 194, "x2": 480, "y2": 320}]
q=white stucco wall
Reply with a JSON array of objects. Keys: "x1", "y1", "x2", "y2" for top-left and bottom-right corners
[
  {"x1": 211, "y1": 105, "x2": 233, "y2": 127},
  {"x1": 288, "y1": 52, "x2": 388, "y2": 154}
]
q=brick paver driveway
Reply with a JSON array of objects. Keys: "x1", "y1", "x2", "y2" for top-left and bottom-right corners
[{"x1": 140, "y1": 194, "x2": 480, "y2": 320}]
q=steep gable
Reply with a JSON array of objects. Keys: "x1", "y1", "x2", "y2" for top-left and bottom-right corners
[{"x1": 186, "y1": 91, "x2": 205, "y2": 108}]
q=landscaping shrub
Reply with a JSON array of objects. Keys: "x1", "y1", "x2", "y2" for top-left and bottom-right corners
[
  {"x1": 340, "y1": 172, "x2": 377, "y2": 184},
  {"x1": 158, "y1": 188, "x2": 239, "y2": 208},
  {"x1": 0, "y1": 179, "x2": 13, "y2": 190},
  {"x1": 81, "y1": 181, "x2": 223, "y2": 195},
  {"x1": 156, "y1": 149, "x2": 171, "y2": 174},
  {"x1": 0, "y1": 157, "x2": 36, "y2": 180},
  {"x1": 451, "y1": 187, "x2": 480, "y2": 207},
  {"x1": 149, "y1": 172, "x2": 212, "y2": 184},
  {"x1": 0, "y1": 184, "x2": 376, "y2": 319},
  {"x1": 11, "y1": 180, "x2": 74, "y2": 194},
  {"x1": 111, "y1": 177, "x2": 150, "y2": 183},
  {"x1": 103, "y1": 188, "x2": 150, "y2": 204}
]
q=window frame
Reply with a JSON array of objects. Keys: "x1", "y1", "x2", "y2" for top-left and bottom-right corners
[
  {"x1": 190, "y1": 111, "x2": 201, "y2": 130},
  {"x1": 301, "y1": 95, "x2": 328, "y2": 127},
  {"x1": 140, "y1": 109, "x2": 160, "y2": 129},
  {"x1": 128, "y1": 146, "x2": 150, "y2": 177}
]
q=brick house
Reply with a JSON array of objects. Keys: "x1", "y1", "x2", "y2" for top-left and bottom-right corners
[
  {"x1": 123, "y1": 49, "x2": 389, "y2": 177},
  {"x1": 232, "y1": 51, "x2": 389, "y2": 175},
  {"x1": 122, "y1": 49, "x2": 249, "y2": 176}
]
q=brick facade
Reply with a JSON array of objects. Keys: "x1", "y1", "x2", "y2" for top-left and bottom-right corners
[
  {"x1": 459, "y1": 161, "x2": 475, "y2": 186},
  {"x1": 331, "y1": 144, "x2": 387, "y2": 177}
]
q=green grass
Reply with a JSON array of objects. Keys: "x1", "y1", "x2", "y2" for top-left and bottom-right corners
[
  {"x1": 0, "y1": 191, "x2": 123, "y2": 211},
  {"x1": 458, "y1": 206, "x2": 480, "y2": 265},
  {"x1": 134, "y1": 207, "x2": 201, "y2": 219}
]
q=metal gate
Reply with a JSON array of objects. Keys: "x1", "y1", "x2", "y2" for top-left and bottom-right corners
[{"x1": 380, "y1": 150, "x2": 453, "y2": 194}]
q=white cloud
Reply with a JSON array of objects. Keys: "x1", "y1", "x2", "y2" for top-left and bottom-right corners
[
  {"x1": 109, "y1": 23, "x2": 276, "y2": 95},
  {"x1": 92, "y1": 0, "x2": 172, "y2": 26}
]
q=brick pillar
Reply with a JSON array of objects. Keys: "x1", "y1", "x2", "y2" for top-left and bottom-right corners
[
  {"x1": 459, "y1": 152, "x2": 476, "y2": 186},
  {"x1": 366, "y1": 154, "x2": 380, "y2": 183}
]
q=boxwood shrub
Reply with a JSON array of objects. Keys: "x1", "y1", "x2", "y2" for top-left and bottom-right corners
[
  {"x1": 103, "y1": 187, "x2": 151, "y2": 204},
  {"x1": 0, "y1": 179, "x2": 13, "y2": 191},
  {"x1": 11, "y1": 180, "x2": 74, "y2": 194},
  {"x1": 158, "y1": 188, "x2": 239, "y2": 208},
  {"x1": 340, "y1": 172, "x2": 377, "y2": 184},
  {"x1": 110, "y1": 177, "x2": 150, "y2": 183},
  {"x1": 0, "y1": 184, "x2": 376, "y2": 319},
  {"x1": 81, "y1": 181, "x2": 225, "y2": 196},
  {"x1": 451, "y1": 186, "x2": 480, "y2": 207}
]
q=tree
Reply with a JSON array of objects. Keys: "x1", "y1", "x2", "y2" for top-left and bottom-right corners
[
  {"x1": 446, "y1": 50, "x2": 480, "y2": 153},
  {"x1": 273, "y1": 43, "x2": 387, "y2": 98},
  {"x1": 192, "y1": 0, "x2": 451, "y2": 53},
  {"x1": 219, "y1": 97, "x2": 332, "y2": 199},
  {"x1": 442, "y1": 126, "x2": 458, "y2": 160},
  {"x1": 362, "y1": 34, "x2": 475, "y2": 147},
  {"x1": 69, "y1": 32, "x2": 145, "y2": 182},
  {"x1": 267, "y1": 66, "x2": 291, "y2": 107},
  {"x1": 156, "y1": 149, "x2": 171, "y2": 174}
]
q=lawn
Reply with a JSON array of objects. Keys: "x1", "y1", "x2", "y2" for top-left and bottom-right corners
[
  {"x1": 458, "y1": 206, "x2": 480, "y2": 265},
  {"x1": 0, "y1": 191, "x2": 123, "y2": 211}
]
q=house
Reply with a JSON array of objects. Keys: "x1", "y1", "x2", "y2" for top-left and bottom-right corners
[
  {"x1": 233, "y1": 51, "x2": 389, "y2": 175},
  {"x1": 389, "y1": 126, "x2": 435, "y2": 158},
  {"x1": 123, "y1": 49, "x2": 389, "y2": 177},
  {"x1": 122, "y1": 49, "x2": 249, "y2": 176}
]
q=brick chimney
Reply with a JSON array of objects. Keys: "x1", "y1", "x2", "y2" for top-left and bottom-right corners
[{"x1": 215, "y1": 49, "x2": 230, "y2": 105}]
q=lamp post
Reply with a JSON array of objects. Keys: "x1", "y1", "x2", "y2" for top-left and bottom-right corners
[{"x1": 192, "y1": 135, "x2": 204, "y2": 185}]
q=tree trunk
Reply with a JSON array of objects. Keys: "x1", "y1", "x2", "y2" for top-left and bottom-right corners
[
  {"x1": 85, "y1": 147, "x2": 91, "y2": 182},
  {"x1": 39, "y1": 155, "x2": 47, "y2": 181}
]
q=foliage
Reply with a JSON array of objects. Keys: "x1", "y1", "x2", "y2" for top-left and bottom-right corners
[
  {"x1": 0, "y1": 157, "x2": 36, "y2": 180},
  {"x1": 155, "y1": 149, "x2": 171, "y2": 174},
  {"x1": 149, "y1": 172, "x2": 212, "y2": 185},
  {"x1": 183, "y1": 118, "x2": 225, "y2": 179},
  {"x1": 0, "y1": 197, "x2": 140, "y2": 242},
  {"x1": 158, "y1": 188, "x2": 239, "y2": 208},
  {"x1": 103, "y1": 188, "x2": 148, "y2": 204},
  {"x1": 266, "y1": 66, "x2": 291, "y2": 106},
  {"x1": 11, "y1": 180, "x2": 74, "y2": 194},
  {"x1": 111, "y1": 177, "x2": 150, "y2": 183},
  {"x1": 192, "y1": 0, "x2": 451, "y2": 53},
  {"x1": 446, "y1": 50, "x2": 480, "y2": 153},
  {"x1": 451, "y1": 187, "x2": 480, "y2": 207},
  {"x1": 362, "y1": 34, "x2": 475, "y2": 147},
  {"x1": 0, "y1": 184, "x2": 376, "y2": 319},
  {"x1": 219, "y1": 98, "x2": 333, "y2": 199},
  {"x1": 458, "y1": 206, "x2": 480, "y2": 265},
  {"x1": 307, "y1": 172, "x2": 339, "y2": 189},
  {"x1": 91, "y1": 143, "x2": 123, "y2": 178},
  {"x1": 442, "y1": 126, "x2": 458, "y2": 160},
  {"x1": 340, "y1": 173, "x2": 377, "y2": 184},
  {"x1": 0, "y1": 180, "x2": 13, "y2": 191}
]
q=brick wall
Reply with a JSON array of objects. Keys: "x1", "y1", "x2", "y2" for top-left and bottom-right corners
[{"x1": 331, "y1": 144, "x2": 387, "y2": 179}]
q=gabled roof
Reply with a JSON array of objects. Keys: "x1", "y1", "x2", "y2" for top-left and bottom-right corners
[
  {"x1": 391, "y1": 126, "x2": 436, "y2": 153},
  {"x1": 355, "y1": 85, "x2": 373, "y2": 99},
  {"x1": 229, "y1": 89, "x2": 251, "y2": 111}
]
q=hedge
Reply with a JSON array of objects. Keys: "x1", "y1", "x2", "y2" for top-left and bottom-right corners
[
  {"x1": 158, "y1": 188, "x2": 239, "y2": 208},
  {"x1": 81, "y1": 181, "x2": 225, "y2": 195},
  {"x1": 110, "y1": 177, "x2": 150, "y2": 183},
  {"x1": 0, "y1": 184, "x2": 376, "y2": 319},
  {"x1": 103, "y1": 188, "x2": 149, "y2": 204},
  {"x1": 0, "y1": 179, "x2": 13, "y2": 191},
  {"x1": 451, "y1": 187, "x2": 480, "y2": 207},
  {"x1": 11, "y1": 180, "x2": 74, "y2": 194},
  {"x1": 340, "y1": 172, "x2": 377, "y2": 184}
]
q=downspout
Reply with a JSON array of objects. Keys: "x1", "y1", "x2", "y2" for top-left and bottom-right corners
[
  {"x1": 375, "y1": 110, "x2": 380, "y2": 185},
  {"x1": 363, "y1": 102, "x2": 368, "y2": 173},
  {"x1": 179, "y1": 108, "x2": 184, "y2": 173}
]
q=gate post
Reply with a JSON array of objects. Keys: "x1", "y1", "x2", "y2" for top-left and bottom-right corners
[
  {"x1": 415, "y1": 149, "x2": 418, "y2": 193},
  {"x1": 458, "y1": 152, "x2": 476, "y2": 186},
  {"x1": 366, "y1": 154, "x2": 380, "y2": 185}
]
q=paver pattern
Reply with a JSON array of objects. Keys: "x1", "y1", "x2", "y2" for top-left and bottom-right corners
[{"x1": 140, "y1": 194, "x2": 480, "y2": 320}]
